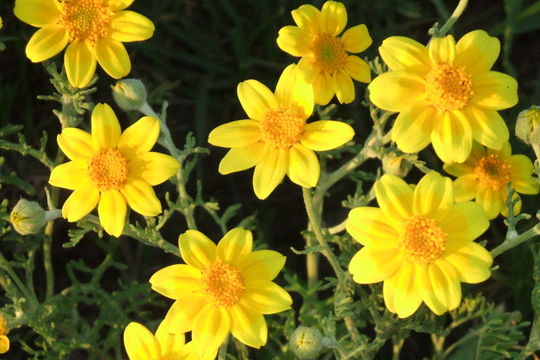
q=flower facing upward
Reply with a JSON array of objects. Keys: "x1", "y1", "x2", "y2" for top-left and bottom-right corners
[
  {"x1": 150, "y1": 228, "x2": 293, "y2": 356},
  {"x1": 14, "y1": 0, "x2": 154, "y2": 88},
  {"x1": 49, "y1": 103, "x2": 179, "y2": 237},
  {"x1": 368, "y1": 30, "x2": 518, "y2": 163},
  {"x1": 208, "y1": 64, "x2": 354, "y2": 199},
  {"x1": 277, "y1": 1, "x2": 372, "y2": 105},
  {"x1": 347, "y1": 172, "x2": 492, "y2": 318},
  {"x1": 444, "y1": 142, "x2": 539, "y2": 219}
]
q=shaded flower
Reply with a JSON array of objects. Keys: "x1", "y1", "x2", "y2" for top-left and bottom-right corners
[{"x1": 0, "y1": 314, "x2": 9, "y2": 354}]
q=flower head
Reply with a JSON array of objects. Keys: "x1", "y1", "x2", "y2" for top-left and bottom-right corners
[
  {"x1": 444, "y1": 142, "x2": 539, "y2": 219},
  {"x1": 14, "y1": 0, "x2": 155, "y2": 88},
  {"x1": 277, "y1": 1, "x2": 372, "y2": 105},
  {"x1": 368, "y1": 30, "x2": 518, "y2": 163},
  {"x1": 150, "y1": 228, "x2": 293, "y2": 356},
  {"x1": 347, "y1": 172, "x2": 492, "y2": 318},
  {"x1": 208, "y1": 64, "x2": 354, "y2": 199},
  {"x1": 49, "y1": 103, "x2": 179, "y2": 237}
]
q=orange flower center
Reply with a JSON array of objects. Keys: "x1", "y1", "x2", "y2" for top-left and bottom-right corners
[
  {"x1": 88, "y1": 149, "x2": 129, "y2": 191},
  {"x1": 312, "y1": 34, "x2": 347, "y2": 74},
  {"x1": 474, "y1": 154, "x2": 512, "y2": 190},
  {"x1": 400, "y1": 216, "x2": 447, "y2": 264},
  {"x1": 261, "y1": 107, "x2": 306, "y2": 148},
  {"x1": 201, "y1": 261, "x2": 245, "y2": 307},
  {"x1": 59, "y1": 0, "x2": 112, "y2": 44},
  {"x1": 425, "y1": 64, "x2": 473, "y2": 111}
]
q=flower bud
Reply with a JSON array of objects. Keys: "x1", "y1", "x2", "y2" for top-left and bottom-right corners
[
  {"x1": 111, "y1": 79, "x2": 147, "y2": 111},
  {"x1": 515, "y1": 105, "x2": 540, "y2": 145},
  {"x1": 382, "y1": 153, "x2": 412, "y2": 177},
  {"x1": 10, "y1": 199, "x2": 47, "y2": 235},
  {"x1": 289, "y1": 326, "x2": 324, "y2": 359}
]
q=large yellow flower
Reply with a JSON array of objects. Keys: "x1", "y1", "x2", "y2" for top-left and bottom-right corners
[
  {"x1": 368, "y1": 30, "x2": 518, "y2": 163},
  {"x1": 277, "y1": 1, "x2": 372, "y2": 105},
  {"x1": 149, "y1": 228, "x2": 292, "y2": 356},
  {"x1": 347, "y1": 172, "x2": 492, "y2": 318},
  {"x1": 444, "y1": 142, "x2": 539, "y2": 219},
  {"x1": 49, "y1": 103, "x2": 179, "y2": 237},
  {"x1": 14, "y1": 0, "x2": 154, "y2": 88},
  {"x1": 208, "y1": 64, "x2": 354, "y2": 199}
]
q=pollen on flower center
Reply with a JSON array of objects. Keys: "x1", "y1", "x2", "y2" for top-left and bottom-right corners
[
  {"x1": 474, "y1": 154, "x2": 512, "y2": 190},
  {"x1": 312, "y1": 34, "x2": 348, "y2": 74},
  {"x1": 425, "y1": 64, "x2": 473, "y2": 111},
  {"x1": 261, "y1": 107, "x2": 306, "y2": 149},
  {"x1": 88, "y1": 149, "x2": 129, "y2": 191},
  {"x1": 400, "y1": 216, "x2": 447, "y2": 264},
  {"x1": 201, "y1": 261, "x2": 245, "y2": 307},
  {"x1": 59, "y1": 0, "x2": 112, "y2": 44}
]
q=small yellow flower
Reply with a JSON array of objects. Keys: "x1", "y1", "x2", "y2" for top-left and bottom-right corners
[
  {"x1": 150, "y1": 228, "x2": 293, "y2": 356},
  {"x1": 208, "y1": 64, "x2": 354, "y2": 199},
  {"x1": 14, "y1": 0, "x2": 154, "y2": 88},
  {"x1": 444, "y1": 142, "x2": 539, "y2": 219},
  {"x1": 49, "y1": 103, "x2": 179, "y2": 237},
  {"x1": 0, "y1": 314, "x2": 9, "y2": 354},
  {"x1": 277, "y1": 1, "x2": 372, "y2": 105},
  {"x1": 368, "y1": 30, "x2": 518, "y2": 163},
  {"x1": 347, "y1": 172, "x2": 492, "y2": 318}
]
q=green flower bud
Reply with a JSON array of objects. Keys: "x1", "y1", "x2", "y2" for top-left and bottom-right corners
[
  {"x1": 290, "y1": 326, "x2": 324, "y2": 359},
  {"x1": 382, "y1": 153, "x2": 412, "y2": 177},
  {"x1": 516, "y1": 105, "x2": 540, "y2": 145},
  {"x1": 111, "y1": 79, "x2": 147, "y2": 111},
  {"x1": 10, "y1": 199, "x2": 47, "y2": 235}
]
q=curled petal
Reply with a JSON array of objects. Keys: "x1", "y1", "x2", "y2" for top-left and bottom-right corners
[
  {"x1": 237, "y1": 80, "x2": 278, "y2": 121},
  {"x1": 379, "y1": 36, "x2": 430, "y2": 71},
  {"x1": 217, "y1": 228, "x2": 253, "y2": 263},
  {"x1": 341, "y1": 24, "x2": 372, "y2": 53},
  {"x1": 276, "y1": 26, "x2": 311, "y2": 57},
  {"x1": 320, "y1": 1, "x2": 347, "y2": 36},
  {"x1": 179, "y1": 230, "x2": 217, "y2": 270}
]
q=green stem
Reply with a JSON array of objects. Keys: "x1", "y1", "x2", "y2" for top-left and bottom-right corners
[
  {"x1": 0, "y1": 253, "x2": 38, "y2": 307},
  {"x1": 491, "y1": 223, "x2": 540, "y2": 258},
  {"x1": 218, "y1": 337, "x2": 229, "y2": 360},
  {"x1": 434, "y1": 0, "x2": 469, "y2": 37},
  {"x1": 0, "y1": 139, "x2": 55, "y2": 170},
  {"x1": 43, "y1": 225, "x2": 54, "y2": 300}
]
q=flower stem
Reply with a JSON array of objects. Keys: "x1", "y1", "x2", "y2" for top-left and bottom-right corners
[
  {"x1": 434, "y1": 0, "x2": 469, "y2": 37},
  {"x1": 491, "y1": 223, "x2": 540, "y2": 258},
  {"x1": 218, "y1": 337, "x2": 229, "y2": 360}
]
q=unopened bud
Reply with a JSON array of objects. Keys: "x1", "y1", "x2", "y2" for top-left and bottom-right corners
[
  {"x1": 290, "y1": 326, "x2": 324, "y2": 359},
  {"x1": 112, "y1": 79, "x2": 147, "y2": 111},
  {"x1": 516, "y1": 105, "x2": 540, "y2": 145},
  {"x1": 10, "y1": 200, "x2": 47, "y2": 235},
  {"x1": 382, "y1": 153, "x2": 412, "y2": 177}
]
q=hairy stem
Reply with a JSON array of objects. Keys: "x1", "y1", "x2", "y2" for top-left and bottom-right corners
[{"x1": 491, "y1": 223, "x2": 540, "y2": 258}]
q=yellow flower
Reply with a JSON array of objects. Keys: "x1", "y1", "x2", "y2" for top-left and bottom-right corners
[
  {"x1": 14, "y1": 0, "x2": 154, "y2": 88},
  {"x1": 277, "y1": 1, "x2": 372, "y2": 105},
  {"x1": 347, "y1": 172, "x2": 492, "y2": 318},
  {"x1": 149, "y1": 228, "x2": 292, "y2": 356},
  {"x1": 444, "y1": 142, "x2": 539, "y2": 219},
  {"x1": 368, "y1": 30, "x2": 518, "y2": 163},
  {"x1": 0, "y1": 314, "x2": 9, "y2": 354},
  {"x1": 124, "y1": 321, "x2": 217, "y2": 360},
  {"x1": 208, "y1": 64, "x2": 354, "y2": 199},
  {"x1": 49, "y1": 103, "x2": 179, "y2": 237}
]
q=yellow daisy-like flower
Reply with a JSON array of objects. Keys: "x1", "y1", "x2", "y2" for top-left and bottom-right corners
[
  {"x1": 149, "y1": 228, "x2": 293, "y2": 356},
  {"x1": 277, "y1": 1, "x2": 372, "y2": 105},
  {"x1": 347, "y1": 172, "x2": 492, "y2": 318},
  {"x1": 368, "y1": 30, "x2": 518, "y2": 163},
  {"x1": 49, "y1": 103, "x2": 179, "y2": 237},
  {"x1": 14, "y1": 0, "x2": 154, "y2": 88},
  {"x1": 124, "y1": 321, "x2": 216, "y2": 360},
  {"x1": 444, "y1": 142, "x2": 540, "y2": 219},
  {"x1": 208, "y1": 64, "x2": 354, "y2": 199}
]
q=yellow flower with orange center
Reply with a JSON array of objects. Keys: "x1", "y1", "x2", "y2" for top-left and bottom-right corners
[
  {"x1": 368, "y1": 30, "x2": 518, "y2": 163},
  {"x1": 49, "y1": 103, "x2": 179, "y2": 237},
  {"x1": 444, "y1": 142, "x2": 540, "y2": 219},
  {"x1": 149, "y1": 228, "x2": 292, "y2": 356},
  {"x1": 14, "y1": 0, "x2": 154, "y2": 88},
  {"x1": 208, "y1": 64, "x2": 354, "y2": 199},
  {"x1": 347, "y1": 172, "x2": 492, "y2": 318},
  {"x1": 277, "y1": 1, "x2": 372, "y2": 105}
]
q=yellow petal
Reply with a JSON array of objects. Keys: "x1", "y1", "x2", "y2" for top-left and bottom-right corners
[
  {"x1": 476, "y1": 187, "x2": 502, "y2": 219},
  {"x1": 297, "y1": 57, "x2": 318, "y2": 84},
  {"x1": 332, "y1": 70, "x2": 354, "y2": 104},
  {"x1": 149, "y1": 264, "x2": 202, "y2": 299},
  {"x1": 472, "y1": 71, "x2": 518, "y2": 110},
  {"x1": 344, "y1": 55, "x2": 370, "y2": 83},
  {"x1": 368, "y1": 70, "x2": 425, "y2": 112},
  {"x1": 392, "y1": 102, "x2": 436, "y2": 153},
  {"x1": 320, "y1": 1, "x2": 347, "y2": 36},
  {"x1": 118, "y1": 116, "x2": 160, "y2": 158},
  {"x1": 500, "y1": 191, "x2": 521, "y2": 218},
  {"x1": 431, "y1": 110, "x2": 473, "y2": 163},
  {"x1": 287, "y1": 144, "x2": 320, "y2": 188},
  {"x1": 25, "y1": 25, "x2": 68, "y2": 63},
  {"x1": 455, "y1": 30, "x2": 500, "y2": 74},
  {"x1": 238, "y1": 250, "x2": 286, "y2": 281},
  {"x1": 374, "y1": 174, "x2": 414, "y2": 224},
  {"x1": 346, "y1": 207, "x2": 398, "y2": 248},
  {"x1": 463, "y1": 105, "x2": 508, "y2": 150},
  {"x1": 64, "y1": 42, "x2": 97, "y2": 88},
  {"x1": 444, "y1": 242, "x2": 492, "y2": 283},
  {"x1": 426, "y1": 261, "x2": 461, "y2": 311},
  {"x1": 57, "y1": 127, "x2": 95, "y2": 162},
  {"x1": 453, "y1": 174, "x2": 479, "y2": 202},
  {"x1": 276, "y1": 26, "x2": 311, "y2": 57},
  {"x1": 341, "y1": 24, "x2": 371, "y2": 53},
  {"x1": 383, "y1": 262, "x2": 422, "y2": 318},
  {"x1": 443, "y1": 142, "x2": 485, "y2": 176},
  {"x1": 291, "y1": 4, "x2": 321, "y2": 34},
  {"x1": 123, "y1": 322, "x2": 161, "y2": 360},
  {"x1": 218, "y1": 142, "x2": 268, "y2": 175},
  {"x1": 509, "y1": 155, "x2": 540, "y2": 194},
  {"x1": 128, "y1": 152, "x2": 179, "y2": 186},
  {"x1": 155, "y1": 321, "x2": 186, "y2": 356},
  {"x1": 217, "y1": 228, "x2": 253, "y2": 263},
  {"x1": 95, "y1": 38, "x2": 131, "y2": 79},
  {"x1": 91, "y1": 103, "x2": 121, "y2": 149},
  {"x1": 348, "y1": 247, "x2": 404, "y2": 284},
  {"x1": 237, "y1": 80, "x2": 278, "y2": 121},
  {"x1": 208, "y1": 120, "x2": 262, "y2": 148},
  {"x1": 428, "y1": 35, "x2": 456, "y2": 64},
  {"x1": 120, "y1": 178, "x2": 161, "y2": 216},
  {"x1": 109, "y1": 11, "x2": 155, "y2": 42},
  {"x1": 312, "y1": 72, "x2": 334, "y2": 106},
  {"x1": 97, "y1": 190, "x2": 127, "y2": 237},
  {"x1": 379, "y1": 36, "x2": 430, "y2": 71},
  {"x1": 239, "y1": 281, "x2": 292, "y2": 314},
  {"x1": 0, "y1": 335, "x2": 9, "y2": 354},
  {"x1": 192, "y1": 304, "x2": 231, "y2": 357},
  {"x1": 179, "y1": 230, "x2": 217, "y2": 270},
  {"x1": 230, "y1": 305, "x2": 267, "y2": 348},
  {"x1": 253, "y1": 148, "x2": 288, "y2": 199},
  {"x1": 413, "y1": 172, "x2": 454, "y2": 216},
  {"x1": 274, "y1": 64, "x2": 314, "y2": 116},
  {"x1": 300, "y1": 120, "x2": 354, "y2": 151},
  {"x1": 417, "y1": 264, "x2": 446, "y2": 315},
  {"x1": 62, "y1": 182, "x2": 99, "y2": 222},
  {"x1": 161, "y1": 297, "x2": 206, "y2": 333},
  {"x1": 14, "y1": 0, "x2": 60, "y2": 27},
  {"x1": 49, "y1": 161, "x2": 91, "y2": 190}
]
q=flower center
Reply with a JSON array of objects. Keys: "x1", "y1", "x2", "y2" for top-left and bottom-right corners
[
  {"x1": 400, "y1": 216, "x2": 447, "y2": 264},
  {"x1": 425, "y1": 64, "x2": 473, "y2": 111},
  {"x1": 201, "y1": 261, "x2": 245, "y2": 307},
  {"x1": 59, "y1": 0, "x2": 112, "y2": 44},
  {"x1": 261, "y1": 107, "x2": 306, "y2": 149},
  {"x1": 312, "y1": 34, "x2": 347, "y2": 74},
  {"x1": 474, "y1": 154, "x2": 512, "y2": 190},
  {"x1": 88, "y1": 149, "x2": 129, "y2": 191}
]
